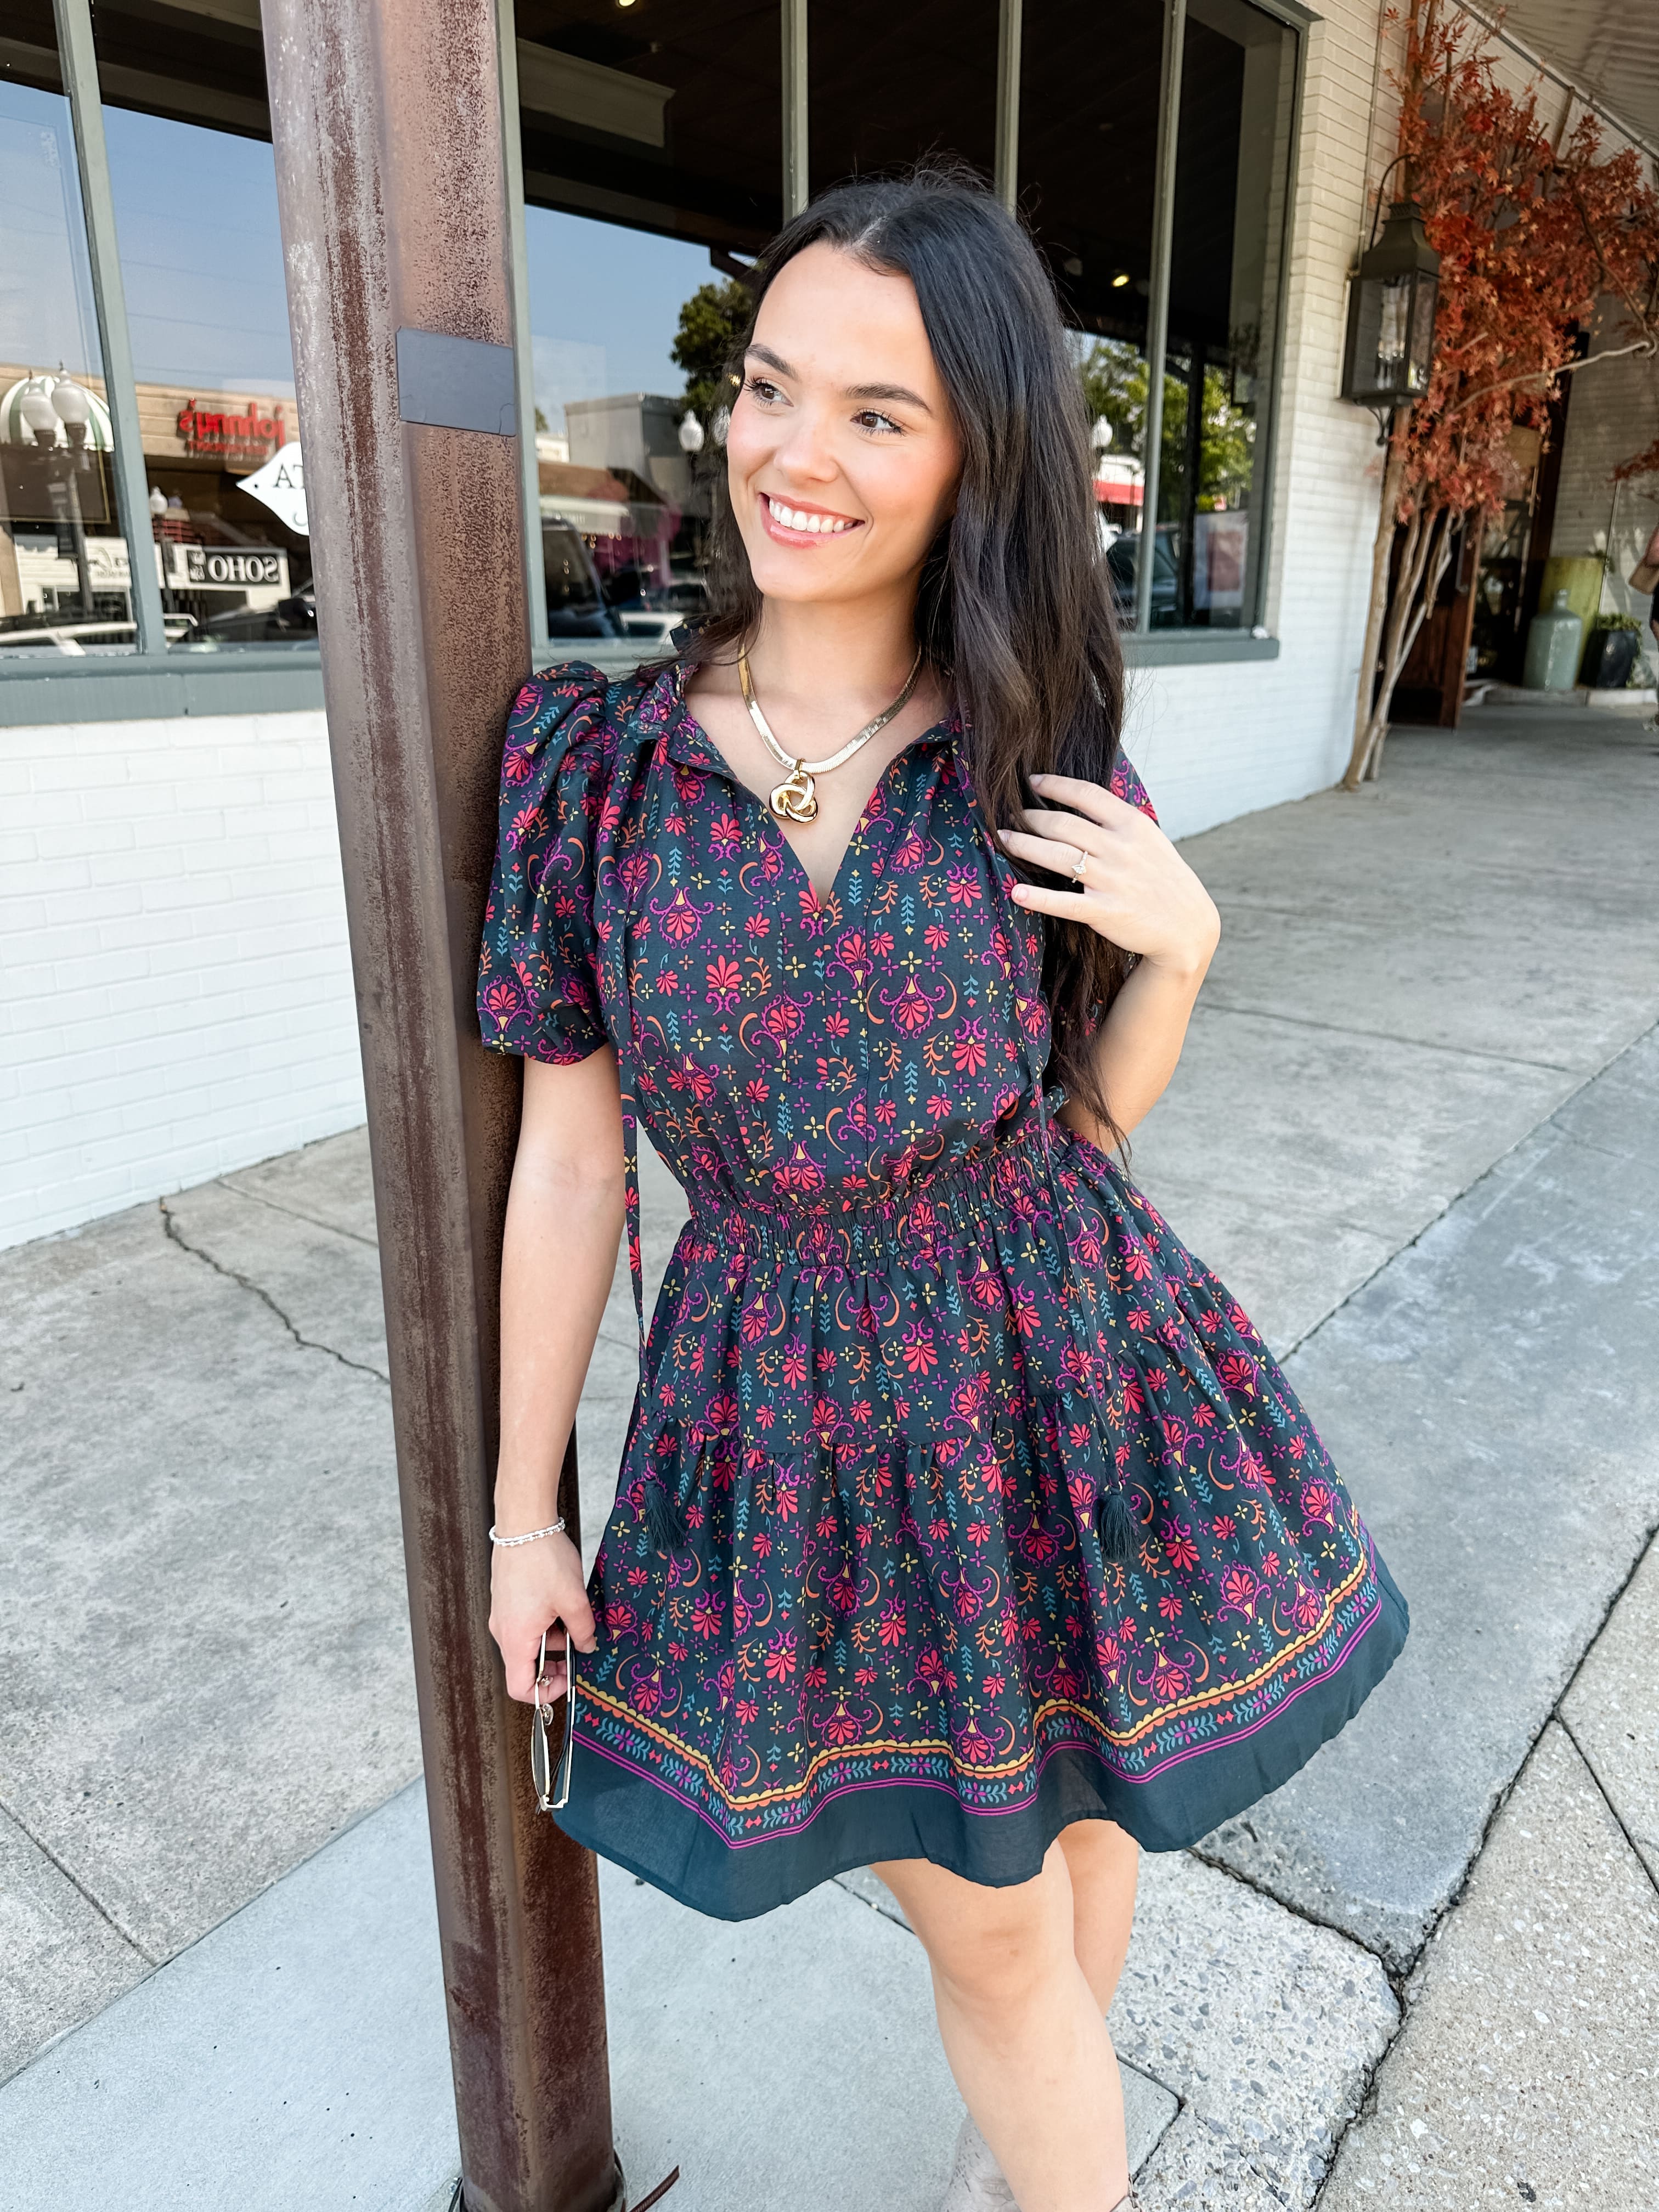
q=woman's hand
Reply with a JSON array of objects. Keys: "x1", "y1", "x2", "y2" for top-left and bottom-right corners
[
  {"x1": 489, "y1": 1531, "x2": 597, "y2": 1705},
  {"x1": 999, "y1": 771, "x2": 1219, "y2": 977}
]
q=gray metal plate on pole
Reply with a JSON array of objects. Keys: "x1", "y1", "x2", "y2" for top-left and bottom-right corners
[
  {"x1": 259, "y1": 4, "x2": 618, "y2": 2208},
  {"x1": 397, "y1": 328, "x2": 518, "y2": 436}
]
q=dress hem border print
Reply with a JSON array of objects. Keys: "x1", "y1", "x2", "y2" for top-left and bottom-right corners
[{"x1": 555, "y1": 1554, "x2": 1405, "y2": 1920}]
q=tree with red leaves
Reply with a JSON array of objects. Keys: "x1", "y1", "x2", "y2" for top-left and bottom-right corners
[{"x1": 1345, "y1": 0, "x2": 1659, "y2": 788}]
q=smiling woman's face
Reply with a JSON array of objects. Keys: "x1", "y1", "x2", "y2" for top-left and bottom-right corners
[{"x1": 724, "y1": 241, "x2": 962, "y2": 611}]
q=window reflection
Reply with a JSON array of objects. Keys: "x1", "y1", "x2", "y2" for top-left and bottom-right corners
[
  {"x1": 526, "y1": 209, "x2": 732, "y2": 640},
  {"x1": 99, "y1": 94, "x2": 313, "y2": 650},
  {"x1": 1154, "y1": 0, "x2": 1296, "y2": 629},
  {"x1": 0, "y1": 67, "x2": 140, "y2": 656},
  {"x1": 518, "y1": 2, "x2": 781, "y2": 647}
]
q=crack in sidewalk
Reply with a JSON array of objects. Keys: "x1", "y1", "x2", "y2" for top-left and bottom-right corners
[
  {"x1": 1558, "y1": 1712, "x2": 1659, "y2": 1909},
  {"x1": 0, "y1": 1791, "x2": 159, "y2": 1971},
  {"x1": 213, "y1": 1173, "x2": 381, "y2": 1250},
  {"x1": 158, "y1": 1200, "x2": 391, "y2": 1386}
]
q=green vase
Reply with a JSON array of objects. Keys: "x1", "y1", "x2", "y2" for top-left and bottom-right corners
[{"x1": 1523, "y1": 589, "x2": 1584, "y2": 692}]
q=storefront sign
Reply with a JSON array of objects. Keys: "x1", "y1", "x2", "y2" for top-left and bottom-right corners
[
  {"x1": 239, "y1": 442, "x2": 308, "y2": 536},
  {"x1": 176, "y1": 402, "x2": 287, "y2": 468},
  {"x1": 184, "y1": 548, "x2": 284, "y2": 586},
  {"x1": 86, "y1": 539, "x2": 133, "y2": 586}
]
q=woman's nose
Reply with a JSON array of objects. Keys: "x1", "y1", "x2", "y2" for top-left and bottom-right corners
[{"x1": 772, "y1": 405, "x2": 839, "y2": 484}]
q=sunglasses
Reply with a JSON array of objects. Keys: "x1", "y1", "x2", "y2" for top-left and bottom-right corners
[{"x1": 531, "y1": 1625, "x2": 575, "y2": 1813}]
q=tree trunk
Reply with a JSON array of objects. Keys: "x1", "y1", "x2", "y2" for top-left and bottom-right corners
[
  {"x1": 1366, "y1": 505, "x2": 1460, "y2": 778},
  {"x1": 1355, "y1": 496, "x2": 1429, "y2": 782},
  {"x1": 1369, "y1": 504, "x2": 1461, "y2": 776},
  {"x1": 1342, "y1": 431, "x2": 1409, "y2": 791},
  {"x1": 1346, "y1": 492, "x2": 1459, "y2": 787}
]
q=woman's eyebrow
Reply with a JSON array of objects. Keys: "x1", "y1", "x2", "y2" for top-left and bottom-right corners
[
  {"x1": 746, "y1": 342, "x2": 797, "y2": 377},
  {"x1": 847, "y1": 381, "x2": 933, "y2": 414},
  {"x1": 745, "y1": 342, "x2": 932, "y2": 415}
]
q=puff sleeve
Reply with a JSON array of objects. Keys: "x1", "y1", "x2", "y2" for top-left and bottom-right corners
[{"x1": 477, "y1": 667, "x2": 613, "y2": 1064}]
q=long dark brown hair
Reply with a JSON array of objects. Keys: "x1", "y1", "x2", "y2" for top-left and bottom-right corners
[{"x1": 684, "y1": 162, "x2": 1131, "y2": 1136}]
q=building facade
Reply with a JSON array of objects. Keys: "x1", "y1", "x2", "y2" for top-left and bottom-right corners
[{"x1": 2, "y1": 0, "x2": 1654, "y2": 1247}]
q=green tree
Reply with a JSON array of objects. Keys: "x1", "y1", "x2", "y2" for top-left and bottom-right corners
[
  {"x1": 1075, "y1": 337, "x2": 1254, "y2": 509},
  {"x1": 1192, "y1": 366, "x2": 1254, "y2": 510},
  {"x1": 1076, "y1": 337, "x2": 1148, "y2": 459},
  {"x1": 672, "y1": 278, "x2": 751, "y2": 428}
]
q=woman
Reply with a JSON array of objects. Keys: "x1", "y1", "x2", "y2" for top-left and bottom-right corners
[{"x1": 479, "y1": 169, "x2": 1408, "y2": 2212}]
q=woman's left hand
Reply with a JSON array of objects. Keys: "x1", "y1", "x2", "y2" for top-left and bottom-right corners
[{"x1": 1000, "y1": 771, "x2": 1220, "y2": 977}]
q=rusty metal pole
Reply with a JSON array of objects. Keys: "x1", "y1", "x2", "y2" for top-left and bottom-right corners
[{"x1": 259, "y1": 5, "x2": 619, "y2": 2209}]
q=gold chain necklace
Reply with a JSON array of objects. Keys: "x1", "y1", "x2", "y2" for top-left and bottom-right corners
[{"x1": 737, "y1": 644, "x2": 924, "y2": 824}]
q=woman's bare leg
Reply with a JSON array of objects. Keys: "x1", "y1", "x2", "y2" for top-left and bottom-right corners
[
  {"x1": 873, "y1": 1841, "x2": 1130, "y2": 2212},
  {"x1": 1057, "y1": 1819, "x2": 1140, "y2": 2016}
]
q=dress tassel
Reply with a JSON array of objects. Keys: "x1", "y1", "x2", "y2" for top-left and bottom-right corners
[
  {"x1": 1096, "y1": 1483, "x2": 1139, "y2": 1564},
  {"x1": 643, "y1": 1458, "x2": 691, "y2": 1554},
  {"x1": 642, "y1": 1477, "x2": 685, "y2": 1554}
]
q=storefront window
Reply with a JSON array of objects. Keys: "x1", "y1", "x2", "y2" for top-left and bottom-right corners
[
  {"x1": 1017, "y1": 0, "x2": 1166, "y2": 628},
  {"x1": 2, "y1": 0, "x2": 1303, "y2": 698},
  {"x1": 517, "y1": 2, "x2": 781, "y2": 646},
  {"x1": 93, "y1": 1, "x2": 311, "y2": 651},
  {"x1": 1153, "y1": 0, "x2": 1296, "y2": 629},
  {"x1": 0, "y1": 46, "x2": 138, "y2": 657},
  {"x1": 808, "y1": 0, "x2": 998, "y2": 191}
]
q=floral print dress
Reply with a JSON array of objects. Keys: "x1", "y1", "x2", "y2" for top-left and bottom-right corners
[{"x1": 478, "y1": 661, "x2": 1408, "y2": 1921}]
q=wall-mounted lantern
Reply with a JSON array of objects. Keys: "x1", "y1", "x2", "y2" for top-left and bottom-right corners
[{"x1": 1341, "y1": 199, "x2": 1441, "y2": 412}]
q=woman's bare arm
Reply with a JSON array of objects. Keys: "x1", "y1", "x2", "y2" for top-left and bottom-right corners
[
  {"x1": 1065, "y1": 949, "x2": 1212, "y2": 1145},
  {"x1": 489, "y1": 1047, "x2": 626, "y2": 1703},
  {"x1": 998, "y1": 769, "x2": 1220, "y2": 1147}
]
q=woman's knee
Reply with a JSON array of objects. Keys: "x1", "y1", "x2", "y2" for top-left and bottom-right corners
[
  {"x1": 873, "y1": 1850, "x2": 1075, "y2": 2018},
  {"x1": 1057, "y1": 1816, "x2": 1139, "y2": 1895}
]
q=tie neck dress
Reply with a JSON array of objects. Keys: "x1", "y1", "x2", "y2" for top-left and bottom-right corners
[{"x1": 478, "y1": 660, "x2": 1408, "y2": 1921}]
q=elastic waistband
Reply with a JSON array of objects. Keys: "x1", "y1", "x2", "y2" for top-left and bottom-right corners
[{"x1": 686, "y1": 1110, "x2": 1060, "y2": 1278}]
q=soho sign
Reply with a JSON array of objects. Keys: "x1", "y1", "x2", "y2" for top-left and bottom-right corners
[{"x1": 185, "y1": 549, "x2": 284, "y2": 586}]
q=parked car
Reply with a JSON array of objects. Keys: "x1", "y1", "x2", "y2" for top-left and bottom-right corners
[
  {"x1": 196, "y1": 581, "x2": 318, "y2": 644},
  {"x1": 603, "y1": 565, "x2": 707, "y2": 647},
  {"x1": 1105, "y1": 526, "x2": 1180, "y2": 625},
  {"x1": 544, "y1": 518, "x2": 622, "y2": 637}
]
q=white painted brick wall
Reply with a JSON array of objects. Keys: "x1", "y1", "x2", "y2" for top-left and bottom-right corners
[{"x1": 1, "y1": 709, "x2": 365, "y2": 1248}]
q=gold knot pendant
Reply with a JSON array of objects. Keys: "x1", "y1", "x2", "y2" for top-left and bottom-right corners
[
  {"x1": 739, "y1": 642, "x2": 923, "y2": 830},
  {"x1": 768, "y1": 763, "x2": 819, "y2": 823}
]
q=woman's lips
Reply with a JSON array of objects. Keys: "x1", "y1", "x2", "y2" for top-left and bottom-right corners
[{"x1": 759, "y1": 492, "x2": 863, "y2": 543}]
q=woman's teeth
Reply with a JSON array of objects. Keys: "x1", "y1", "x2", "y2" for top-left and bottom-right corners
[{"x1": 767, "y1": 496, "x2": 855, "y2": 535}]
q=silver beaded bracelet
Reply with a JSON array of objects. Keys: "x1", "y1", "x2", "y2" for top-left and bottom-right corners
[{"x1": 488, "y1": 1516, "x2": 566, "y2": 1548}]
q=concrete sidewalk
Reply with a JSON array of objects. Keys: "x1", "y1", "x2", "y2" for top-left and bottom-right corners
[{"x1": 3, "y1": 704, "x2": 1657, "y2": 2208}]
